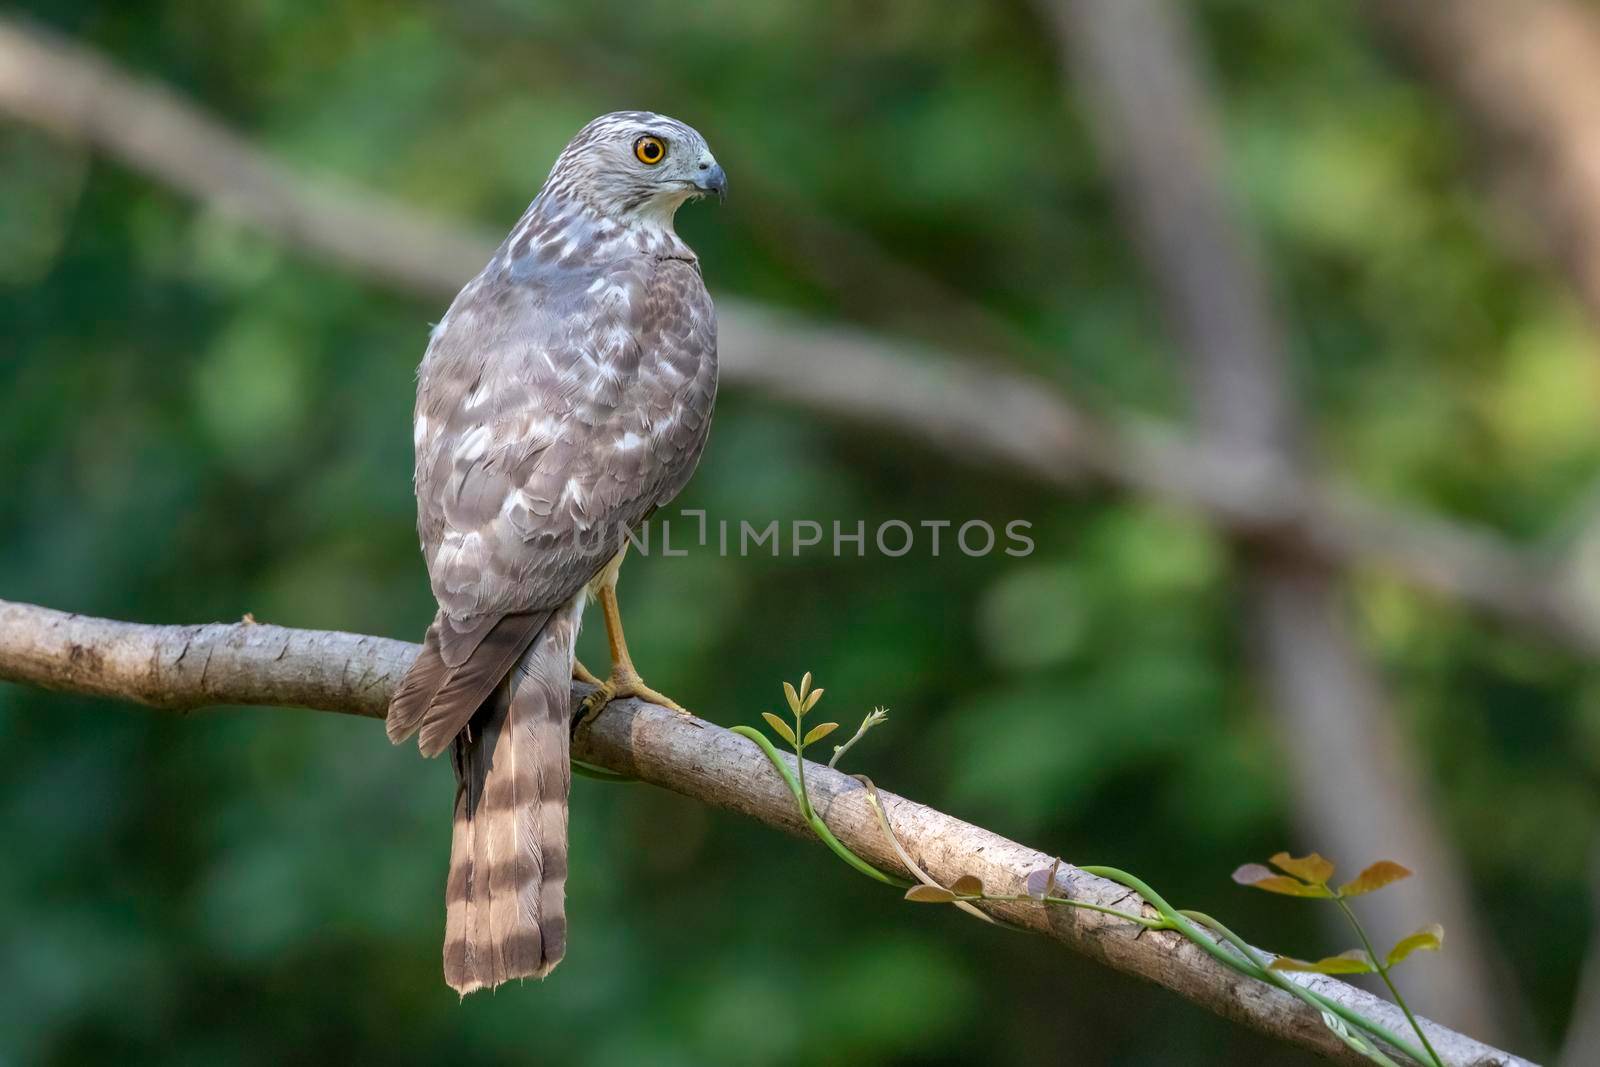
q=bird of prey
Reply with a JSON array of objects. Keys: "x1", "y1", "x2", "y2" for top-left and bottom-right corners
[{"x1": 385, "y1": 111, "x2": 724, "y2": 995}]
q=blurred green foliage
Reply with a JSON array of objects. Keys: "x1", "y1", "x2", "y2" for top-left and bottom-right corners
[{"x1": 2, "y1": 1, "x2": 1597, "y2": 1063}]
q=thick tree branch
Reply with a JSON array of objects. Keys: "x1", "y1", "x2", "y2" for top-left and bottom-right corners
[
  {"x1": 1, "y1": 15, "x2": 1596, "y2": 659},
  {"x1": 0, "y1": 598, "x2": 1529, "y2": 1066}
]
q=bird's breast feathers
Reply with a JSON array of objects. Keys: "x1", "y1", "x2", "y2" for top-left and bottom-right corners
[{"x1": 413, "y1": 253, "x2": 717, "y2": 619}]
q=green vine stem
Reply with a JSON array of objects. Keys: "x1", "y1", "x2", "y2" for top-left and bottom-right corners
[
  {"x1": 1178, "y1": 909, "x2": 1424, "y2": 1067},
  {"x1": 1334, "y1": 896, "x2": 1444, "y2": 1067},
  {"x1": 1081, "y1": 867, "x2": 1433, "y2": 1067},
  {"x1": 734, "y1": 718, "x2": 1440, "y2": 1066},
  {"x1": 572, "y1": 759, "x2": 634, "y2": 782},
  {"x1": 729, "y1": 724, "x2": 905, "y2": 886}
]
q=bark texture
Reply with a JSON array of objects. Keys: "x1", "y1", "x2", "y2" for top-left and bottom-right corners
[{"x1": 0, "y1": 597, "x2": 1532, "y2": 1066}]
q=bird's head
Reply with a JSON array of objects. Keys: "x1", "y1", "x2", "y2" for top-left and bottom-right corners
[{"x1": 542, "y1": 111, "x2": 726, "y2": 228}]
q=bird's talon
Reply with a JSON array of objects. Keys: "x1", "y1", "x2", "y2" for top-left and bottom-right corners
[
  {"x1": 583, "y1": 669, "x2": 688, "y2": 716},
  {"x1": 622, "y1": 677, "x2": 686, "y2": 714},
  {"x1": 575, "y1": 682, "x2": 616, "y2": 730}
]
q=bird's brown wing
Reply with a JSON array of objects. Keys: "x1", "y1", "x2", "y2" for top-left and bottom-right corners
[
  {"x1": 389, "y1": 247, "x2": 716, "y2": 992},
  {"x1": 414, "y1": 611, "x2": 546, "y2": 757},
  {"x1": 385, "y1": 610, "x2": 551, "y2": 757},
  {"x1": 391, "y1": 253, "x2": 715, "y2": 753},
  {"x1": 419, "y1": 255, "x2": 717, "y2": 615}
]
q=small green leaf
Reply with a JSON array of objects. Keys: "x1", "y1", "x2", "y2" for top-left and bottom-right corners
[
  {"x1": 802, "y1": 688, "x2": 825, "y2": 713},
  {"x1": 783, "y1": 681, "x2": 802, "y2": 715},
  {"x1": 802, "y1": 721, "x2": 839, "y2": 745},
  {"x1": 799, "y1": 671, "x2": 813, "y2": 701},
  {"x1": 905, "y1": 885, "x2": 957, "y2": 903},
  {"x1": 1337, "y1": 861, "x2": 1412, "y2": 898},
  {"x1": 1386, "y1": 924, "x2": 1444, "y2": 966},
  {"x1": 1317, "y1": 1010, "x2": 1379, "y2": 1059},
  {"x1": 761, "y1": 712, "x2": 797, "y2": 747},
  {"x1": 1269, "y1": 851, "x2": 1335, "y2": 886},
  {"x1": 1269, "y1": 949, "x2": 1374, "y2": 975},
  {"x1": 1232, "y1": 864, "x2": 1334, "y2": 897},
  {"x1": 950, "y1": 874, "x2": 985, "y2": 898}
]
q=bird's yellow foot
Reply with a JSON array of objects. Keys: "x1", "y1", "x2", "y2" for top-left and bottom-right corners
[{"x1": 577, "y1": 668, "x2": 688, "y2": 726}]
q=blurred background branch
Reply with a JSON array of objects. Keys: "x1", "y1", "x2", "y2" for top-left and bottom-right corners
[
  {"x1": 1364, "y1": 0, "x2": 1600, "y2": 622},
  {"x1": 1040, "y1": 0, "x2": 1511, "y2": 1035},
  {"x1": 4, "y1": 4, "x2": 1598, "y2": 1062},
  {"x1": 1366, "y1": 0, "x2": 1600, "y2": 345},
  {"x1": 0, "y1": 596, "x2": 1532, "y2": 1067},
  {"x1": 0, "y1": 15, "x2": 1594, "y2": 661},
  {"x1": 1560, "y1": 841, "x2": 1600, "y2": 1066}
]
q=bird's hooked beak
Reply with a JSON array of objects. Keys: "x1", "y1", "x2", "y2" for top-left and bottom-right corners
[{"x1": 694, "y1": 162, "x2": 727, "y2": 204}]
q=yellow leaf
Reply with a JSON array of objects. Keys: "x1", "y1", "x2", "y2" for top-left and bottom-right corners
[
  {"x1": 1386, "y1": 924, "x2": 1444, "y2": 966},
  {"x1": 905, "y1": 885, "x2": 956, "y2": 903},
  {"x1": 761, "y1": 712, "x2": 797, "y2": 747},
  {"x1": 1269, "y1": 851, "x2": 1335, "y2": 886},
  {"x1": 783, "y1": 681, "x2": 802, "y2": 715},
  {"x1": 1269, "y1": 949, "x2": 1374, "y2": 975},
  {"x1": 1232, "y1": 864, "x2": 1334, "y2": 898},
  {"x1": 1338, "y1": 861, "x2": 1413, "y2": 898},
  {"x1": 802, "y1": 721, "x2": 839, "y2": 746},
  {"x1": 950, "y1": 874, "x2": 985, "y2": 898},
  {"x1": 802, "y1": 688, "x2": 825, "y2": 713}
]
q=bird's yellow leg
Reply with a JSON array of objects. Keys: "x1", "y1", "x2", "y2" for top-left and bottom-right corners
[
  {"x1": 572, "y1": 658, "x2": 604, "y2": 687},
  {"x1": 578, "y1": 560, "x2": 688, "y2": 721}
]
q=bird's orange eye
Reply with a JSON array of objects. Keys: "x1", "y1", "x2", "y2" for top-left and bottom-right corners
[{"x1": 634, "y1": 136, "x2": 666, "y2": 165}]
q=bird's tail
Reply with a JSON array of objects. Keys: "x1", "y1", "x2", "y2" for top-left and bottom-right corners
[{"x1": 442, "y1": 607, "x2": 578, "y2": 995}]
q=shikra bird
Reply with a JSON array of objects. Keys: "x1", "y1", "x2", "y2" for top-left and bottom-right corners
[{"x1": 386, "y1": 112, "x2": 724, "y2": 995}]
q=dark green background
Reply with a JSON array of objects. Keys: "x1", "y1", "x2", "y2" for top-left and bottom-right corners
[{"x1": 2, "y1": 1, "x2": 1594, "y2": 1063}]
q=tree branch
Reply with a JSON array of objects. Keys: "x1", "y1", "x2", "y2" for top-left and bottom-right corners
[
  {"x1": 1557, "y1": 837, "x2": 1600, "y2": 1066},
  {"x1": 1, "y1": 15, "x2": 1596, "y2": 659},
  {"x1": 1366, "y1": 0, "x2": 1600, "y2": 344},
  {"x1": 1042, "y1": 0, "x2": 1509, "y2": 1033},
  {"x1": 0, "y1": 597, "x2": 1529, "y2": 1066},
  {"x1": 1362, "y1": 0, "x2": 1600, "y2": 649}
]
